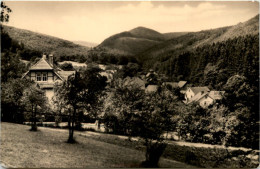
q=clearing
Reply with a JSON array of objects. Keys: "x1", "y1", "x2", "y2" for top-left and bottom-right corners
[{"x1": 0, "y1": 122, "x2": 194, "y2": 168}]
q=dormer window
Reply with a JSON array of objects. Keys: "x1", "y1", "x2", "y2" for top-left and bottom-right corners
[
  {"x1": 42, "y1": 73, "x2": 47, "y2": 81},
  {"x1": 36, "y1": 73, "x2": 41, "y2": 81}
]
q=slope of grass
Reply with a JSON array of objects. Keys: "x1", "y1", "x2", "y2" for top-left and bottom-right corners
[{"x1": 0, "y1": 122, "x2": 194, "y2": 168}]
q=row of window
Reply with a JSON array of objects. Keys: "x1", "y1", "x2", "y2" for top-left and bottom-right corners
[{"x1": 36, "y1": 73, "x2": 47, "y2": 81}]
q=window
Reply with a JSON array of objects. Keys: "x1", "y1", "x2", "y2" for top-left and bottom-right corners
[
  {"x1": 36, "y1": 73, "x2": 41, "y2": 81},
  {"x1": 42, "y1": 73, "x2": 47, "y2": 81}
]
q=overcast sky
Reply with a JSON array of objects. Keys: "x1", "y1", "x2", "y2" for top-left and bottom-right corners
[{"x1": 4, "y1": 1, "x2": 259, "y2": 44}]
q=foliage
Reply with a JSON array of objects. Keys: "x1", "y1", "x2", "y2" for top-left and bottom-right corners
[
  {"x1": 1, "y1": 51, "x2": 27, "y2": 82},
  {"x1": 86, "y1": 47, "x2": 138, "y2": 65},
  {"x1": 53, "y1": 67, "x2": 107, "y2": 142},
  {"x1": 104, "y1": 83, "x2": 177, "y2": 167},
  {"x1": 1, "y1": 2, "x2": 12, "y2": 23},
  {"x1": 113, "y1": 62, "x2": 141, "y2": 79},
  {"x1": 3, "y1": 25, "x2": 90, "y2": 59},
  {"x1": 59, "y1": 62, "x2": 74, "y2": 71},
  {"x1": 1, "y1": 79, "x2": 33, "y2": 123},
  {"x1": 21, "y1": 84, "x2": 48, "y2": 131}
]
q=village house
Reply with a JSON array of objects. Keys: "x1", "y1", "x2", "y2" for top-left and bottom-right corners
[
  {"x1": 184, "y1": 87, "x2": 210, "y2": 103},
  {"x1": 184, "y1": 87, "x2": 225, "y2": 108},
  {"x1": 22, "y1": 54, "x2": 75, "y2": 103},
  {"x1": 197, "y1": 91, "x2": 225, "y2": 108}
]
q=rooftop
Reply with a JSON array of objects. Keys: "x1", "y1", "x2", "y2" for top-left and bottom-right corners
[
  {"x1": 30, "y1": 57, "x2": 53, "y2": 70},
  {"x1": 189, "y1": 87, "x2": 210, "y2": 95}
]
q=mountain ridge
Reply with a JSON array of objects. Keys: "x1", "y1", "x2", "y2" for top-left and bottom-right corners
[
  {"x1": 99, "y1": 14, "x2": 259, "y2": 58},
  {"x1": 2, "y1": 25, "x2": 90, "y2": 57}
]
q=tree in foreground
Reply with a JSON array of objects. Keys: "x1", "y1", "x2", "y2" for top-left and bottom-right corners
[
  {"x1": 54, "y1": 67, "x2": 107, "y2": 143},
  {"x1": 1, "y1": 1, "x2": 12, "y2": 23},
  {"x1": 139, "y1": 88, "x2": 176, "y2": 167},
  {"x1": 1, "y1": 79, "x2": 32, "y2": 123},
  {"x1": 21, "y1": 84, "x2": 48, "y2": 131},
  {"x1": 105, "y1": 82, "x2": 176, "y2": 167}
]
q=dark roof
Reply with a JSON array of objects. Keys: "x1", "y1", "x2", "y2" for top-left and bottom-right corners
[{"x1": 165, "y1": 82, "x2": 178, "y2": 88}]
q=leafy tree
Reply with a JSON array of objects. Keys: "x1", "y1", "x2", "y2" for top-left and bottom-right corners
[
  {"x1": 223, "y1": 75, "x2": 259, "y2": 149},
  {"x1": 54, "y1": 67, "x2": 107, "y2": 143},
  {"x1": 138, "y1": 88, "x2": 177, "y2": 167},
  {"x1": 59, "y1": 62, "x2": 74, "y2": 71},
  {"x1": 21, "y1": 84, "x2": 48, "y2": 131},
  {"x1": 1, "y1": 2, "x2": 12, "y2": 23},
  {"x1": 1, "y1": 52, "x2": 27, "y2": 82},
  {"x1": 105, "y1": 84, "x2": 176, "y2": 167},
  {"x1": 1, "y1": 79, "x2": 32, "y2": 123},
  {"x1": 206, "y1": 104, "x2": 230, "y2": 145}
]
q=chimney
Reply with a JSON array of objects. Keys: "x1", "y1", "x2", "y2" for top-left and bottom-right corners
[
  {"x1": 42, "y1": 54, "x2": 47, "y2": 60},
  {"x1": 49, "y1": 54, "x2": 54, "y2": 66}
]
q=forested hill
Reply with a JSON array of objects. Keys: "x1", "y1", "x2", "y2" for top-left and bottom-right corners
[
  {"x1": 154, "y1": 35, "x2": 259, "y2": 87},
  {"x1": 98, "y1": 27, "x2": 165, "y2": 55},
  {"x1": 96, "y1": 15, "x2": 258, "y2": 65},
  {"x1": 2, "y1": 25, "x2": 90, "y2": 57},
  {"x1": 137, "y1": 14, "x2": 259, "y2": 66}
]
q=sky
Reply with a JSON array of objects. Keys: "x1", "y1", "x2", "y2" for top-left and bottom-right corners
[{"x1": 4, "y1": 1, "x2": 259, "y2": 44}]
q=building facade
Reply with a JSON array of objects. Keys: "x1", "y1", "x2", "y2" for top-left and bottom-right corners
[{"x1": 22, "y1": 54, "x2": 75, "y2": 103}]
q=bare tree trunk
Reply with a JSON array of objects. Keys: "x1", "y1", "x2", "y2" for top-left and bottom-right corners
[
  {"x1": 67, "y1": 107, "x2": 76, "y2": 143},
  {"x1": 31, "y1": 105, "x2": 37, "y2": 131},
  {"x1": 142, "y1": 140, "x2": 166, "y2": 167}
]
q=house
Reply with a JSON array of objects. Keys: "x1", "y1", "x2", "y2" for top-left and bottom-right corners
[
  {"x1": 184, "y1": 87, "x2": 210, "y2": 103},
  {"x1": 197, "y1": 91, "x2": 225, "y2": 108},
  {"x1": 185, "y1": 88, "x2": 225, "y2": 108},
  {"x1": 22, "y1": 54, "x2": 75, "y2": 103}
]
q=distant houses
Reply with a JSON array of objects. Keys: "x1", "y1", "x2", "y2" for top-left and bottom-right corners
[{"x1": 184, "y1": 87, "x2": 225, "y2": 108}]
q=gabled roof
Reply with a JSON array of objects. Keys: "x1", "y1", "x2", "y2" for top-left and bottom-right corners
[
  {"x1": 189, "y1": 87, "x2": 210, "y2": 95},
  {"x1": 178, "y1": 81, "x2": 187, "y2": 88},
  {"x1": 30, "y1": 57, "x2": 53, "y2": 70},
  {"x1": 187, "y1": 92, "x2": 209, "y2": 104}
]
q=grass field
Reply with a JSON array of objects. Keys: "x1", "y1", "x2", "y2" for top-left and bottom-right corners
[{"x1": 0, "y1": 122, "x2": 194, "y2": 168}]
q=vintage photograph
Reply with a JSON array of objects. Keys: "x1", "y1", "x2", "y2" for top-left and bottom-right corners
[{"x1": 1, "y1": 1, "x2": 259, "y2": 168}]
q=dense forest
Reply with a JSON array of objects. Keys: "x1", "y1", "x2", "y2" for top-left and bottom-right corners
[{"x1": 149, "y1": 35, "x2": 259, "y2": 87}]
